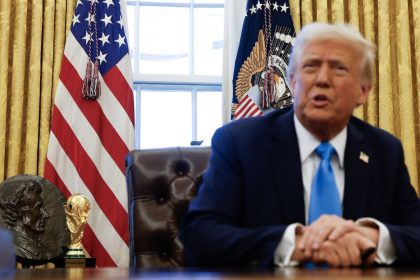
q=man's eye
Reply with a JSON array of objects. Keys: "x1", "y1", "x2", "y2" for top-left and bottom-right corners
[
  {"x1": 333, "y1": 64, "x2": 348, "y2": 73},
  {"x1": 302, "y1": 63, "x2": 317, "y2": 71},
  {"x1": 335, "y1": 68, "x2": 348, "y2": 75}
]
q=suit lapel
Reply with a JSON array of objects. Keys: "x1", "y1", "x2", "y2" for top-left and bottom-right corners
[
  {"x1": 268, "y1": 110, "x2": 305, "y2": 224},
  {"x1": 342, "y1": 121, "x2": 372, "y2": 220}
]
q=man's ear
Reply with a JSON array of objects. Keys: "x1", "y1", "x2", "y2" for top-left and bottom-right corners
[{"x1": 357, "y1": 82, "x2": 371, "y2": 105}]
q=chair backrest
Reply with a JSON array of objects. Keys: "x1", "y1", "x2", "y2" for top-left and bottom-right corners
[{"x1": 125, "y1": 146, "x2": 211, "y2": 268}]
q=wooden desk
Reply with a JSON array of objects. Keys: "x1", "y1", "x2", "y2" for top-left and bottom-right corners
[{"x1": 13, "y1": 267, "x2": 420, "y2": 280}]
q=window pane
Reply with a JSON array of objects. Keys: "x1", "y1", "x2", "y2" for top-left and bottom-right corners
[
  {"x1": 194, "y1": 8, "x2": 224, "y2": 75},
  {"x1": 140, "y1": 90, "x2": 192, "y2": 148},
  {"x1": 139, "y1": 6, "x2": 189, "y2": 74},
  {"x1": 197, "y1": 91, "x2": 222, "y2": 145},
  {"x1": 138, "y1": 0, "x2": 190, "y2": 2},
  {"x1": 194, "y1": 0, "x2": 224, "y2": 3}
]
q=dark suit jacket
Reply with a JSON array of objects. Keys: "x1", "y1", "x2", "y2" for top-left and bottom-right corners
[{"x1": 179, "y1": 108, "x2": 420, "y2": 266}]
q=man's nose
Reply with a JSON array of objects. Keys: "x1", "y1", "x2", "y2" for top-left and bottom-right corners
[{"x1": 315, "y1": 64, "x2": 331, "y2": 88}]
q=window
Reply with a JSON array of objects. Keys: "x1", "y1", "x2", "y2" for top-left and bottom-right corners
[{"x1": 126, "y1": 0, "x2": 224, "y2": 149}]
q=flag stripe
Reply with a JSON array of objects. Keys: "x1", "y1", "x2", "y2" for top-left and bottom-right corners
[
  {"x1": 245, "y1": 106, "x2": 261, "y2": 117},
  {"x1": 50, "y1": 106, "x2": 129, "y2": 245},
  {"x1": 103, "y1": 62, "x2": 134, "y2": 125},
  {"x1": 235, "y1": 96, "x2": 262, "y2": 119},
  {"x1": 248, "y1": 106, "x2": 263, "y2": 117},
  {"x1": 60, "y1": 56, "x2": 128, "y2": 173},
  {"x1": 234, "y1": 97, "x2": 252, "y2": 118},
  {"x1": 54, "y1": 81, "x2": 128, "y2": 209},
  {"x1": 63, "y1": 33, "x2": 135, "y2": 145},
  {"x1": 44, "y1": 160, "x2": 71, "y2": 197},
  {"x1": 83, "y1": 225, "x2": 117, "y2": 266},
  {"x1": 100, "y1": 65, "x2": 134, "y2": 149},
  {"x1": 46, "y1": 133, "x2": 129, "y2": 266},
  {"x1": 44, "y1": 160, "x2": 119, "y2": 267}
]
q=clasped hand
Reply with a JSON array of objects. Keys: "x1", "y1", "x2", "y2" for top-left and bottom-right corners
[{"x1": 292, "y1": 215, "x2": 379, "y2": 267}]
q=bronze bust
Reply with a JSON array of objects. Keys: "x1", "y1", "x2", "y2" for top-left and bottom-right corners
[{"x1": 0, "y1": 175, "x2": 70, "y2": 265}]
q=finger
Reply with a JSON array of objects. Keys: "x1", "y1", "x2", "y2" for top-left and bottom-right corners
[
  {"x1": 320, "y1": 241, "x2": 340, "y2": 267},
  {"x1": 312, "y1": 243, "x2": 328, "y2": 264},
  {"x1": 342, "y1": 237, "x2": 363, "y2": 267},
  {"x1": 328, "y1": 220, "x2": 356, "y2": 241},
  {"x1": 303, "y1": 215, "x2": 340, "y2": 252},
  {"x1": 301, "y1": 226, "x2": 319, "y2": 256},
  {"x1": 312, "y1": 250, "x2": 322, "y2": 263},
  {"x1": 347, "y1": 240, "x2": 362, "y2": 266},
  {"x1": 336, "y1": 231, "x2": 374, "y2": 267},
  {"x1": 357, "y1": 225, "x2": 380, "y2": 245},
  {"x1": 301, "y1": 216, "x2": 328, "y2": 252},
  {"x1": 302, "y1": 227, "x2": 316, "y2": 255},
  {"x1": 298, "y1": 228, "x2": 309, "y2": 250},
  {"x1": 332, "y1": 240, "x2": 351, "y2": 267},
  {"x1": 303, "y1": 227, "x2": 324, "y2": 257},
  {"x1": 303, "y1": 232, "x2": 314, "y2": 257},
  {"x1": 311, "y1": 225, "x2": 335, "y2": 250},
  {"x1": 303, "y1": 227, "x2": 322, "y2": 257}
]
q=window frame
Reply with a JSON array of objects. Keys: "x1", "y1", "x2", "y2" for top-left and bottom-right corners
[
  {"x1": 133, "y1": 83, "x2": 222, "y2": 148},
  {"x1": 127, "y1": 0, "x2": 224, "y2": 149},
  {"x1": 127, "y1": 0, "x2": 224, "y2": 84}
]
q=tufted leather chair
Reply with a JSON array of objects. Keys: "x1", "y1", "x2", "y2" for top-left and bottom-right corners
[{"x1": 125, "y1": 146, "x2": 211, "y2": 268}]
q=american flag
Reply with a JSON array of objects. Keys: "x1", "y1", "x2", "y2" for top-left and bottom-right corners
[
  {"x1": 44, "y1": 0, "x2": 134, "y2": 267},
  {"x1": 233, "y1": 95, "x2": 263, "y2": 118}
]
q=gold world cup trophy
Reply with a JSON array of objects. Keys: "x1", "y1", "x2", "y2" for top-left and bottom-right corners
[{"x1": 65, "y1": 194, "x2": 91, "y2": 264}]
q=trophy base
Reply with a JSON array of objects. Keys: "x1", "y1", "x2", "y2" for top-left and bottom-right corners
[
  {"x1": 66, "y1": 248, "x2": 85, "y2": 258},
  {"x1": 55, "y1": 249, "x2": 95, "y2": 267},
  {"x1": 55, "y1": 257, "x2": 96, "y2": 268}
]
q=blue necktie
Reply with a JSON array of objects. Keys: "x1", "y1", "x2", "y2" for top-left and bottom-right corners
[{"x1": 308, "y1": 142, "x2": 342, "y2": 224}]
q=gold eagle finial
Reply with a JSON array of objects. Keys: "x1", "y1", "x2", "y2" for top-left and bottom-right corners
[{"x1": 235, "y1": 30, "x2": 267, "y2": 102}]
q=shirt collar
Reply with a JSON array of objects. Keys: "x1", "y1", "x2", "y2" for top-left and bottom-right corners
[{"x1": 293, "y1": 114, "x2": 347, "y2": 168}]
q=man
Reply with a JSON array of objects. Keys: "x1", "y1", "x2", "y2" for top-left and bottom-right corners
[{"x1": 179, "y1": 23, "x2": 420, "y2": 267}]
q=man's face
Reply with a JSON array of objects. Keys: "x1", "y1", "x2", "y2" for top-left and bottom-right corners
[
  {"x1": 290, "y1": 39, "x2": 370, "y2": 138},
  {"x1": 20, "y1": 191, "x2": 49, "y2": 233}
]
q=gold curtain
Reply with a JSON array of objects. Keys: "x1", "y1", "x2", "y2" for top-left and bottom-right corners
[
  {"x1": 0, "y1": 0, "x2": 76, "y2": 181},
  {"x1": 289, "y1": 0, "x2": 420, "y2": 193}
]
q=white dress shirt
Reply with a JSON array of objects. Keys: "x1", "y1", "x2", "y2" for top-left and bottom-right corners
[{"x1": 274, "y1": 114, "x2": 396, "y2": 266}]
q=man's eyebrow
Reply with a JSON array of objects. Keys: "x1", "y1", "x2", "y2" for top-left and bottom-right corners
[
  {"x1": 302, "y1": 56, "x2": 348, "y2": 65},
  {"x1": 301, "y1": 57, "x2": 321, "y2": 64},
  {"x1": 302, "y1": 55, "x2": 320, "y2": 60}
]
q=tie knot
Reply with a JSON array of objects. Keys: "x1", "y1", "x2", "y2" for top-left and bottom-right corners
[{"x1": 315, "y1": 142, "x2": 335, "y2": 161}]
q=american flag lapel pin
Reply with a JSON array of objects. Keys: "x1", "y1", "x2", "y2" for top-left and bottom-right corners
[{"x1": 359, "y1": 151, "x2": 369, "y2": 164}]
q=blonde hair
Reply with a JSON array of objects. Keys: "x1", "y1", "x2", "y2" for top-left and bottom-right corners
[{"x1": 287, "y1": 22, "x2": 376, "y2": 85}]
